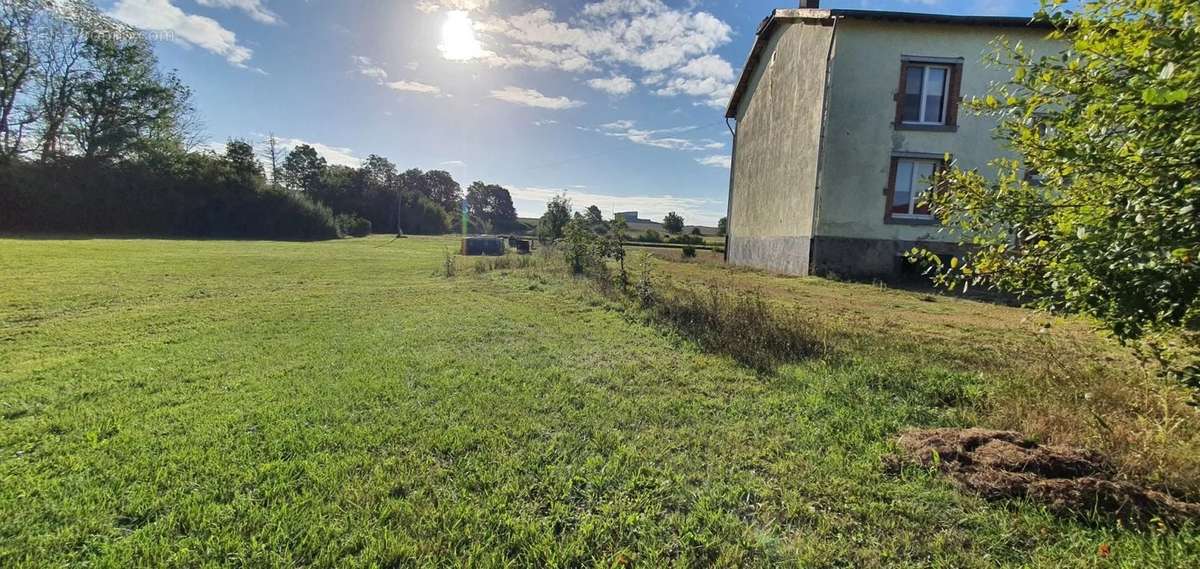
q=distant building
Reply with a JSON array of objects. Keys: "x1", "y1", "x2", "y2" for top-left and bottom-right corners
[
  {"x1": 615, "y1": 211, "x2": 649, "y2": 223},
  {"x1": 724, "y1": 3, "x2": 1057, "y2": 278}
]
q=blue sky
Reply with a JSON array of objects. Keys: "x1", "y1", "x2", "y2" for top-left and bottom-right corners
[{"x1": 105, "y1": 0, "x2": 1041, "y2": 225}]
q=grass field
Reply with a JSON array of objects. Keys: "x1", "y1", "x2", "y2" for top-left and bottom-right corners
[{"x1": 1, "y1": 235, "x2": 1197, "y2": 567}]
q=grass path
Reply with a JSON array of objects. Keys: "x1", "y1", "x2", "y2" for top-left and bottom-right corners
[{"x1": 1, "y1": 236, "x2": 1195, "y2": 566}]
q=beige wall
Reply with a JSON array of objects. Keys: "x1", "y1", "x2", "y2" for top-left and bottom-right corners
[
  {"x1": 726, "y1": 20, "x2": 835, "y2": 274},
  {"x1": 816, "y1": 19, "x2": 1057, "y2": 242}
]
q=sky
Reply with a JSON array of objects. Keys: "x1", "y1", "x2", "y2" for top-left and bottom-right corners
[{"x1": 103, "y1": 0, "x2": 1042, "y2": 225}]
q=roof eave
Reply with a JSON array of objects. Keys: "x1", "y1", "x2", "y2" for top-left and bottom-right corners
[{"x1": 723, "y1": 9, "x2": 1053, "y2": 119}]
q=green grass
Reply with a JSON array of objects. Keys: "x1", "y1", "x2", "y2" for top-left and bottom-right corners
[{"x1": 1, "y1": 235, "x2": 1196, "y2": 567}]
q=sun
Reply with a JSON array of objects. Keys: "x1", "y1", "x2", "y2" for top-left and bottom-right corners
[{"x1": 439, "y1": 11, "x2": 487, "y2": 61}]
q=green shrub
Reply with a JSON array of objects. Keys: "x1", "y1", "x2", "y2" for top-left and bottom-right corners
[
  {"x1": 681, "y1": 245, "x2": 697, "y2": 258},
  {"x1": 635, "y1": 230, "x2": 662, "y2": 243},
  {"x1": 336, "y1": 214, "x2": 372, "y2": 237}
]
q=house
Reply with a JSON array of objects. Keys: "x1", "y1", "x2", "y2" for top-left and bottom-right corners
[
  {"x1": 724, "y1": 2, "x2": 1056, "y2": 278},
  {"x1": 615, "y1": 211, "x2": 650, "y2": 223}
]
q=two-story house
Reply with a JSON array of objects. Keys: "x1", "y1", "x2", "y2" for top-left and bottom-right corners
[{"x1": 724, "y1": 2, "x2": 1056, "y2": 278}]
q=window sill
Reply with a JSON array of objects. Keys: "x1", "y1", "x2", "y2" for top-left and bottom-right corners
[
  {"x1": 885, "y1": 216, "x2": 940, "y2": 226},
  {"x1": 894, "y1": 123, "x2": 958, "y2": 133}
]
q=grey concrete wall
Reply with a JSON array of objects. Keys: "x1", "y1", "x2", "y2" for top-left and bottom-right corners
[
  {"x1": 726, "y1": 20, "x2": 835, "y2": 275},
  {"x1": 810, "y1": 236, "x2": 961, "y2": 280}
]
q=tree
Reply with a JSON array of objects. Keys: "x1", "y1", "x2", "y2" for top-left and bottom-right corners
[
  {"x1": 0, "y1": 1, "x2": 36, "y2": 159},
  {"x1": 537, "y1": 194, "x2": 571, "y2": 242},
  {"x1": 280, "y1": 144, "x2": 326, "y2": 192},
  {"x1": 718, "y1": 217, "x2": 727, "y2": 236},
  {"x1": 915, "y1": 0, "x2": 1200, "y2": 390},
  {"x1": 662, "y1": 211, "x2": 684, "y2": 234},
  {"x1": 33, "y1": 12, "x2": 86, "y2": 161},
  {"x1": 69, "y1": 37, "x2": 186, "y2": 161},
  {"x1": 466, "y1": 181, "x2": 518, "y2": 232},
  {"x1": 361, "y1": 154, "x2": 397, "y2": 188},
  {"x1": 585, "y1": 205, "x2": 603, "y2": 224},
  {"x1": 264, "y1": 132, "x2": 281, "y2": 188},
  {"x1": 224, "y1": 139, "x2": 263, "y2": 183},
  {"x1": 423, "y1": 169, "x2": 462, "y2": 212}
]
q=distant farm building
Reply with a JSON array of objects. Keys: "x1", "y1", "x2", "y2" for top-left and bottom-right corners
[{"x1": 615, "y1": 211, "x2": 652, "y2": 223}]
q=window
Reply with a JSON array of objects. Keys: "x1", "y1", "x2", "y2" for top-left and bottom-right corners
[
  {"x1": 902, "y1": 65, "x2": 949, "y2": 124},
  {"x1": 895, "y1": 59, "x2": 962, "y2": 130},
  {"x1": 887, "y1": 157, "x2": 943, "y2": 222}
]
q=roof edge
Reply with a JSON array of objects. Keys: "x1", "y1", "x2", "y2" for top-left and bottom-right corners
[{"x1": 724, "y1": 9, "x2": 1052, "y2": 118}]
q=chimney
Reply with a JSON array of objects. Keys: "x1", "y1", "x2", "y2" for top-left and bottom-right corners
[{"x1": 799, "y1": 0, "x2": 820, "y2": 8}]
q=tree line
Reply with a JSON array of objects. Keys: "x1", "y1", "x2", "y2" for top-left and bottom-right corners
[{"x1": 0, "y1": 0, "x2": 519, "y2": 240}]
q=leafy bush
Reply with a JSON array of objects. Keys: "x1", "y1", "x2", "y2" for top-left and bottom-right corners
[
  {"x1": 398, "y1": 192, "x2": 452, "y2": 235},
  {"x1": 662, "y1": 211, "x2": 685, "y2": 234},
  {"x1": 913, "y1": 0, "x2": 1200, "y2": 392},
  {"x1": 670, "y1": 234, "x2": 704, "y2": 245},
  {"x1": 336, "y1": 214, "x2": 372, "y2": 237},
  {"x1": 682, "y1": 245, "x2": 697, "y2": 258},
  {"x1": 636, "y1": 230, "x2": 663, "y2": 243}
]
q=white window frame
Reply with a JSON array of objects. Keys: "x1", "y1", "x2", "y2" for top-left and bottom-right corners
[
  {"x1": 902, "y1": 64, "x2": 951, "y2": 126},
  {"x1": 891, "y1": 158, "x2": 939, "y2": 220}
]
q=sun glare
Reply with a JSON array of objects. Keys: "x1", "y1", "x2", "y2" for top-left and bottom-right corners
[{"x1": 439, "y1": 11, "x2": 486, "y2": 61}]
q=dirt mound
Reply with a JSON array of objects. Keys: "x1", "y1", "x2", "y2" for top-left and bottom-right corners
[{"x1": 885, "y1": 428, "x2": 1200, "y2": 524}]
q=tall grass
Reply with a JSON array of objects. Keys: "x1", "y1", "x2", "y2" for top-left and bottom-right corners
[{"x1": 632, "y1": 274, "x2": 828, "y2": 371}]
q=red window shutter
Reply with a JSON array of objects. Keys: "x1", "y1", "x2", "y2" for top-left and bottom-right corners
[
  {"x1": 894, "y1": 62, "x2": 912, "y2": 128},
  {"x1": 884, "y1": 157, "x2": 900, "y2": 221}
]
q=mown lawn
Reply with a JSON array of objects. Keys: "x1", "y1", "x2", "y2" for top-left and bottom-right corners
[{"x1": 1, "y1": 235, "x2": 1196, "y2": 567}]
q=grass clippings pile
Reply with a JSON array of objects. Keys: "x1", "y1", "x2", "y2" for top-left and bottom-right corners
[{"x1": 886, "y1": 428, "x2": 1200, "y2": 525}]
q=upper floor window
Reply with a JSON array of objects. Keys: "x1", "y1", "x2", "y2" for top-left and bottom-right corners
[
  {"x1": 902, "y1": 65, "x2": 949, "y2": 124},
  {"x1": 895, "y1": 58, "x2": 963, "y2": 131}
]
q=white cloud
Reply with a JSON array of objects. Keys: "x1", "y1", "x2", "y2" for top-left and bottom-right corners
[
  {"x1": 439, "y1": 160, "x2": 467, "y2": 168},
  {"x1": 678, "y1": 54, "x2": 734, "y2": 81},
  {"x1": 275, "y1": 137, "x2": 362, "y2": 168},
  {"x1": 195, "y1": 0, "x2": 279, "y2": 25},
  {"x1": 506, "y1": 185, "x2": 726, "y2": 226},
  {"x1": 533, "y1": 119, "x2": 560, "y2": 126},
  {"x1": 385, "y1": 80, "x2": 442, "y2": 95},
  {"x1": 696, "y1": 155, "x2": 731, "y2": 168},
  {"x1": 588, "y1": 120, "x2": 723, "y2": 152},
  {"x1": 490, "y1": 86, "x2": 584, "y2": 110},
  {"x1": 587, "y1": 75, "x2": 635, "y2": 95},
  {"x1": 109, "y1": 0, "x2": 255, "y2": 68},
  {"x1": 352, "y1": 55, "x2": 389, "y2": 81},
  {"x1": 654, "y1": 75, "x2": 736, "y2": 109},
  {"x1": 415, "y1": 0, "x2": 492, "y2": 13},
  {"x1": 474, "y1": 1, "x2": 736, "y2": 108},
  {"x1": 415, "y1": 0, "x2": 440, "y2": 13},
  {"x1": 353, "y1": 56, "x2": 443, "y2": 96}
]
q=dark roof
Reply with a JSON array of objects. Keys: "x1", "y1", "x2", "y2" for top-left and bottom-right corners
[
  {"x1": 828, "y1": 9, "x2": 1052, "y2": 29},
  {"x1": 725, "y1": 8, "x2": 1053, "y2": 118}
]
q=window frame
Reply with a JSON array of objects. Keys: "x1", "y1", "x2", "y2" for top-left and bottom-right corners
[
  {"x1": 894, "y1": 57, "x2": 963, "y2": 132},
  {"x1": 884, "y1": 154, "x2": 947, "y2": 225}
]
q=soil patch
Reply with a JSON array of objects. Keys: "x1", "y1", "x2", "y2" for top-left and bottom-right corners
[{"x1": 885, "y1": 428, "x2": 1200, "y2": 525}]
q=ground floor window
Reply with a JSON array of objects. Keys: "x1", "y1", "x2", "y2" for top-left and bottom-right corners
[{"x1": 887, "y1": 157, "x2": 942, "y2": 221}]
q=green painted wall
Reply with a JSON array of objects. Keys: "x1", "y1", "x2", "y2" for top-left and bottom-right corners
[{"x1": 815, "y1": 19, "x2": 1059, "y2": 242}]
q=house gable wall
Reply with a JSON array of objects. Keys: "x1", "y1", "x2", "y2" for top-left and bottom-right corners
[{"x1": 726, "y1": 20, "x2": 835, "y2": 275}]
